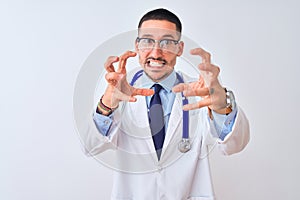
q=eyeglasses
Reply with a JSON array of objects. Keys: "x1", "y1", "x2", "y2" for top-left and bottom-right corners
[{"x1": 136, "y1": 37, "x2": 179, "y2": 52}]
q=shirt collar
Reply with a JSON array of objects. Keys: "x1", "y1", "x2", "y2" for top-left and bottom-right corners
[{"x1": 140, "y1": 70, "x2": 177, "y2": 92}]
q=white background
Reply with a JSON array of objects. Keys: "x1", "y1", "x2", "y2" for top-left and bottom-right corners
[{"x1": 1, "y1": 0, "x2": 299, "y2": 199}]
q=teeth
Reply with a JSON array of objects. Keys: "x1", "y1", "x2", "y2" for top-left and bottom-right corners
[{"x1": 149, "y1": 61, "x2": 164, "y2": 67}]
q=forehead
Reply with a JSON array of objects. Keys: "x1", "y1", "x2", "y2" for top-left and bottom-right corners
[{"x1": 139, "y1": 20, "x2": 179, "y2": 38}]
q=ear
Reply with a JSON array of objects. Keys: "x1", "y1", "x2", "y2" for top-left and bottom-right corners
[
  {"x1": 134, "y1": 39, "x2": 139, "y2": 52},
  {"x1": 177, "y1": 41, "x2": 184, "y2": 56}
]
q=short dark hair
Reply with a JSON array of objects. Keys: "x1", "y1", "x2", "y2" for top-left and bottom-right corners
[{"x1": 138, "y1": 8, "x2": 182, "y2": 33}]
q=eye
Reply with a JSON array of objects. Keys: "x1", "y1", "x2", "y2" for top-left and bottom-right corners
[
  {"x1": 142, "y1": 38, "x2": 155, "y2": 44},
  {"x1": 160, "y1": 39, "x2": 172, "y2": 46}
]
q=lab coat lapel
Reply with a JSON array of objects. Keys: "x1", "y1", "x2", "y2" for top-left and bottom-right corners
[
  {"x1": 161, "y1": 93, "x2": 182, "y2": 159},
  {"x1": 129, "y1": 73, "x2": 160, "y2": 161},
  {"x1": 130, "y1": 95, "x2": 158, "y2": 160}
]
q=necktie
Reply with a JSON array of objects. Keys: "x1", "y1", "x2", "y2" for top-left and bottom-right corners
[{"x1": 149, "y1": 84, "x2": 165, "y2": 160}]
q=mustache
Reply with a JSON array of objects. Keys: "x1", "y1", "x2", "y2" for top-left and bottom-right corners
[{"x1": 145, "y1": 57, "x2": 167, "y2": 64}]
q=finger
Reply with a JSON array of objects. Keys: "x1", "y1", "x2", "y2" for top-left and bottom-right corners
[
  {"x1": 190, "y1": 48, "x2": 211, "y2": 64},
  {"x1": 183, "y1": 87, "x2": 209, "y2": 97},
  {"x1": 172, "y1": 83, "x2": 188, "y2": 93},
  {"x1": 182, "y1": 98, "x2": 212, "y2": 111},
  {"x1": 172, "y1": 83, "x2": 209, "y2": 97},
  {"x1": 118, "y1": 51, "x2": 137, "y2": 73},
  {"x1": 118, "y1": 88, "x2": 154, "y2": 103},
  {"x1": 115, "y1": 91, "x2": 138, "y2": 102},
  {"x1": 104, "y1": 56, "x2": 119, "y2": 72},
  {"x1": 198, "y1": 63, "x2": 220, "y2": 78},
  {"x1": 105, "y1": 72, "x2": 124, "y2": 85},
  {"x1": 132, "y1": 88, "x2": 155, "y2": 96}
]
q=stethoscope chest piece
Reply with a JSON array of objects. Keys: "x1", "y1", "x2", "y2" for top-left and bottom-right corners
[{"x1": 178, "y1": 138, "x2": 191, "y2": 153}]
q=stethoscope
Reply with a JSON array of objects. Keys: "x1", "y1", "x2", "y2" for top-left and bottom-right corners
[{"x1": 130, "y1": 70, "x2": 191, "y2": 153}]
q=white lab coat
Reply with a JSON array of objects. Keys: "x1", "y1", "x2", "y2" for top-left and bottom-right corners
[{"x1": 81, "y1": 73, "x2": 250, "y2": 200}]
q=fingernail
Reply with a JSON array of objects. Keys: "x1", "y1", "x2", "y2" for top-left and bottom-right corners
[{"x1": 130, "y1": 97, "x2": 137, "y2": 102}]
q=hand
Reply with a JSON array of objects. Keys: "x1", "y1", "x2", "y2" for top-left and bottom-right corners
[
  {"x1": 101, "y1": 51, "x2": 154, "y2": 109},
  {"x1": 172, "y1": 48, "x2": 228, "y2": 113}
]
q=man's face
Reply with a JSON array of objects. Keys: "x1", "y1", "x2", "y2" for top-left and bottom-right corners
[{"x1": 135, "y1": 20, "x2": 184, "y2": 82}]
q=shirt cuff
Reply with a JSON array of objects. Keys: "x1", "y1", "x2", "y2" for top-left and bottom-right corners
[
  {"x1": 93, "y1": 112, "x2": 113, "y2": 136},
  {"x1": 211, "y1": 107, "x2": 238, "y2": 140}
]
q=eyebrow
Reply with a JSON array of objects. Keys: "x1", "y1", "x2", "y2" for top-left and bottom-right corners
[{"x1": 140, "y1": 34, "x2": 176, "y2": 39}]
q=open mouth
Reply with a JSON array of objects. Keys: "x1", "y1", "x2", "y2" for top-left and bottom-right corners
[{"x1": 146, "y1": 59, "x2": 167, "y2": 68}]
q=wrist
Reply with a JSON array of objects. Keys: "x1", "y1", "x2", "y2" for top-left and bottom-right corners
[
  {"x1": 102, "y1": 94, "x2": 119, "y2": 108},
  {"x1": 96, "y1": 106, "x2": 111, "y2": 116},
  {"x1": 211, "y1": 107, "x2": 232, "y2": 115},
  {"x1": 97, "y1": 95, "x2": 118, "y2": 116},
  {"x1": 224, "y1": 87, "x2": 236, "y2": 111},
  {"x1": 210, "y1": 87, "x2": 236, "y2": 115}
]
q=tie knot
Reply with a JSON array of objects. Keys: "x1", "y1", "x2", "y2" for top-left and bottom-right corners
[{"x1": 153, "y1": 84, "x2": 163, "y2": 94}]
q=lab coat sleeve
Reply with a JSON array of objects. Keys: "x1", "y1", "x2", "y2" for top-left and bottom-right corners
[
  {"x1": 208, "y1": 106, "x2": 250, "y2": 155},
  {"x1": 80, "y1": 107, "x2": 123, "y2": 157}
]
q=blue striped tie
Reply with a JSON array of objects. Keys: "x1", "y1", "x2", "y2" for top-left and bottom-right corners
[{"x1": 149, "y1": 84, "x2": 165, "y2": 160}]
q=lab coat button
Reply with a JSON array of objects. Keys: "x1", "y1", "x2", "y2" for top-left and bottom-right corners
[{"x1": 104, "y1": 120, "x2": 110, "y2": 125}]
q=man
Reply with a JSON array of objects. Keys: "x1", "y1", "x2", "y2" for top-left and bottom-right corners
[{"x1": 83, "y1": 8, "x2": 250, "y2": 200}]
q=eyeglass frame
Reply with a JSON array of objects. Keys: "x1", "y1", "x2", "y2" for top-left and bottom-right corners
[{"x1": 136, "y1": 37, "x2": 180, "y2": 51}]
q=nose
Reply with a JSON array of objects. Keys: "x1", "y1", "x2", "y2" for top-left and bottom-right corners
[{"x1": 149, "y1": 43, "x2": 163, "y2": 58}]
